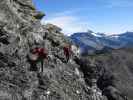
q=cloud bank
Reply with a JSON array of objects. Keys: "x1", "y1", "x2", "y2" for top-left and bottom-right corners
[
  {"x1": 41, "y1": 7, "x2": 133, "y2": 36},
  {"x1": 41, "y1": 10, "x2": 93, "y2": 36}
]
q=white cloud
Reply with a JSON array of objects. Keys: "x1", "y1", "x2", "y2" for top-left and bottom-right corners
[
  {"x1": 41, "y1": 9, "x2": 133, "y2": 36},
  {"x1": 41, "y1": 14, "x2": 91, "y2": 36}
]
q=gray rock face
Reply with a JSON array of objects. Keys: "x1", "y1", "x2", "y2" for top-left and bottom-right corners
[
  {"x1": 87, "y1": 48, "x2": 133, "y2": 100},
  {"x1": 0, "y1": 0, "x2": 107, "y2": 100}
]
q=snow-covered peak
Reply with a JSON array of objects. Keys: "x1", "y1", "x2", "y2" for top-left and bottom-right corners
[
  {"x1": 91, "y1": 32, "x2": 106, "y2": 37},
  {"x1": 110, "y1": 34, "x2": 120, "y2": 39},
  {"x1": 70, "y1": 31, "x2": 133, "y2": 55}
]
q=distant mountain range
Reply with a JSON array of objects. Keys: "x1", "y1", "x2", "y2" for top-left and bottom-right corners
[{"x1": 70, "y1": 31, "x2": 133, "y2": 55}]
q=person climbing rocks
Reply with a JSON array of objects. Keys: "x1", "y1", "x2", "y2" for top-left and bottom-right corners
[
  {"x1": 63, "y1": 43, "x2": 72, "y2": 63},
  {"x1": 27, "y1": 47, "x2": 48, "y2": 72}
]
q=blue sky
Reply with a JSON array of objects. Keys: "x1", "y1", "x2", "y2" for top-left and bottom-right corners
[{"x1": 33, "y1": 0, "x2": 133, "y2": 35}]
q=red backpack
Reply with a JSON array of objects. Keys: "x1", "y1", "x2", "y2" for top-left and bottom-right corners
[
  {"x1": 63, "y1": 45, "x2": 71, "y2": 56},
  {"x1": 32, "y1": 47, "x2": 48, "y2": 59}
]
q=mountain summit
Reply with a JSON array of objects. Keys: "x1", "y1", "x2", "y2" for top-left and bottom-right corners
[{"x1": 70, "y1": 31, "x2": 133, "y2": 55}]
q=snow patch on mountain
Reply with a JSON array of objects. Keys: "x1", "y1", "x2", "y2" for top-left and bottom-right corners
[{"x1": 70, "y1": 31, "x2": 133, "y2": 54}]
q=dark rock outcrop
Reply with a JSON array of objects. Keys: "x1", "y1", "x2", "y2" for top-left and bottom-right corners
[{"x1": 86, "y1": 48, "x2": 133, "y2": 100}]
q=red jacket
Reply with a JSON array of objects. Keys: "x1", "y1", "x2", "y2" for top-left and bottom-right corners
[
  {"x1": 32, "y1": 47, "x2": 47, "y2": 59},
  {"x1": 63, "y1": 46, "x2": 71, "y2": 56}
]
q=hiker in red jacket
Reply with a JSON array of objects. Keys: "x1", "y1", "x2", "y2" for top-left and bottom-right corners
[
  {"x1": 27, "y1": 47, "x2": 48, "y2": 72},
  {"x1": 63, "y1": 44, "x2": 72, "y2": 63}
]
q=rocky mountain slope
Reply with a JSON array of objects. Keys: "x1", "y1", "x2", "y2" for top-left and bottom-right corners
[
  {"x1": 87, "y1": 48, "x2": 133, "y2": 100},
  {"x1": 0, "y1": 0, "x2": 107, "y2": 100}
]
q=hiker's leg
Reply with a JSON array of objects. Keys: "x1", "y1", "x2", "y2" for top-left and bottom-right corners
[
  {"x1": 66, "y1": 54, "x2": 70, "y2": 62},
  {"x1": 41, "y1": 60, "x2": 43, "y2": 73},
  {"x1": 65, "y1": 56, "x2": 68, "y2": 63},
  {"x1": 30, "y1": 61, "x2": 38, "y2": 71}
]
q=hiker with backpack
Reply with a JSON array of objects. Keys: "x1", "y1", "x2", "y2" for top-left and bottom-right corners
[
  {"x1": 27, "y1": 47, "x2": 48, "y2": 72},
  {"x1": 63, "y1": 43, "x2": 72, "y2": 63}
]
